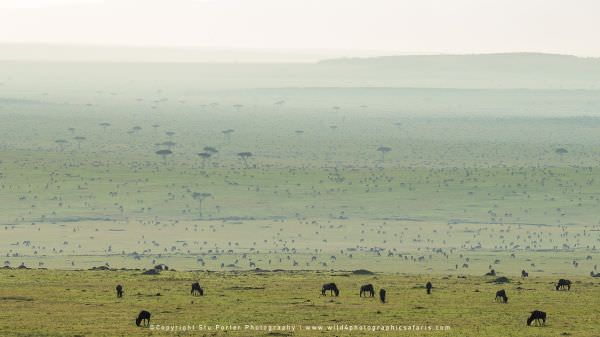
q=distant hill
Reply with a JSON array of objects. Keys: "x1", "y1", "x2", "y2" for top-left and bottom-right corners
[
  {"x1": 321, "y1": 52, "x2": 596, "y2": 65},
  {"x1": 1, "y1": 50, "x2": 599, "y2": 90},
  {"x1": 316, "y1": 53, "x2": 600, "y2": 89}
]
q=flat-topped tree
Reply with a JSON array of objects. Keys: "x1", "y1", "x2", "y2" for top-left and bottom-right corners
[
  {"x1": 555, "y1": 147, "x2": 568, "y2": 155},
  {"x1": 99, "y1": 122, "x2": 111, "y2": 132},
  {"x1": 237, "y1": 152, "x2": 253, "y2": 168},
  {"x1": 203, "y1": 146, "x2": 218, "y2": 157},
  {"x1": 73, "y1": 136, "x2": 86, "y2": 149},
  {"x1": 198, "y1": 152, "x2": 211, "y2": 168},
  {"x1": 55, "y1": 139, "x2": 68, "y2": 151},
  {"x1": 161, "y1": 141, "x2": 176, "y2": 149},
  {"x1": 192, "y1": 192, "x2": 211, "y2": 218},
  {"x1": 152, "y1": 124, "x2": 160, "y2": 132},
  {"x1": 233, "y1": 104, "x2": 243, "y2": 113},
  {"x1": 155, "y1": 149, "x2": 172, "y2": 162},
  {"x1": 222, "y1": 129, "x2": 234, "y2": 142},
  {"x1": 165, "y1": 131, "x2": 175, "y2": 139},
  {"x1": 377, "y1": 146, "x2": 391, "y2": 163}
]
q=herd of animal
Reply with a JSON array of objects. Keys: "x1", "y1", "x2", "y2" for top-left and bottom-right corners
[{"x1": 124, "y1": 275, "x2": 573, "y2": 328}]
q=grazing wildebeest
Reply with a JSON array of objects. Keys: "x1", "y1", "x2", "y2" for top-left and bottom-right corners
[
  {"x1": 322, "y1": 283, "x2": 339, "y2": 296},
  {"x1": 521, "y1": 270, "x2": 529, "y2": 278},
  {"x1": 426, "y1": 281, "x2": 432, "y2": 294},
  {"x1": 495, "y1": 289, "x2": 508, "y2": 303},
  {"x1": 191, "y1": 282, "x2": 204, "y2": 296},
  {"x1": 116, "y1": 284, "x2": 123, "y2": 298},
  {"x1": 556, "y1": 279, "x2": 571, "y2": 291},
  {"x1": 135, "y1": 310, "x2": 151, "y2": 327},
  {"x1": 379, "y1": 288, "x2": 386, "y2": 303},
  {"x1": 527, "y1": 310, "x2": 546, "y2": 326},
  {"x1": 360, "y1": 284, "x2": 374, "y2": 297}
]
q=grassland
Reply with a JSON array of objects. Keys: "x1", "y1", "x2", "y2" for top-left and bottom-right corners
[
  {"x1": 2, "y1": 92, "x2": 600, "y2": 274},
  {"x1": 1, "y1": 270, "x2": 599, "y2": 337},
  {"x1": 2, "y1": 61, "x2": 600, "y2": 335}
]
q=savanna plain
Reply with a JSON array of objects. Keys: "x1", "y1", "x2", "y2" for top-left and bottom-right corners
[{"x1": 1, "y1": 59, "x2": 600, "y2": 336}]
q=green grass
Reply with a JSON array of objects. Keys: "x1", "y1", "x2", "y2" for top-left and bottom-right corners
[{"x1": 0, "y1": 270, "x2": 599, "y2": 337}]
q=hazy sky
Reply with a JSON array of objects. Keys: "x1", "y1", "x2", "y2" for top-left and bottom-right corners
[{"x1": 1, "y1": 0, "x2": 599, "y2": 56}]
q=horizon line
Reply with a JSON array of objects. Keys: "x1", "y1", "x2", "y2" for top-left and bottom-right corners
[{"x1": 0, "y1": 42, "x2": 598, "y2": 62}]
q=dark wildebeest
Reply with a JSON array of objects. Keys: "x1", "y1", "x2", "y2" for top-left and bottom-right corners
[
  {"x1": 495, "y1": 289, "x2": 508, "y2": 303},
  {"x1": 485, "y1": 269, "x2": 496, "y2": 276},
  {"x1": 521, "y1": 270, "x2": 528, "y2": 278},
  {"x1": 527, "y1": 310, "x2": 546, "y2": 326},
  {"x1": 191, "y1": 282, "x2": 204, "y2": 296},
  {"x1": 426, "y1": 281, "x2": 432, "y2": 294},
  {"x1": 360, "y1": 284, "x2": 374, "y2": 297},
  {"x1": 556, "y1": 279, "x2": 571, "y2": 291},
  {"x1": 135, "y1": 310, "x2": 151, "y2": 327},
  {"x1": 379, "y1": 288, "x2": 386, "y2": 303},
  {"x1": 322, "y1": 283, "x2": 339, "y2": 296},
  {"x1": 116, "y1": 284, "x2": 123, "y2": 298}
]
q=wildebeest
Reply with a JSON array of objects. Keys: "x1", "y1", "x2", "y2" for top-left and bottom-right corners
[
  {"x1": 521, "y1": 270, "x2": 529, "y2": 278},
  {"x1": 527, "y1": 310, "x2": 546, "y2": 326},
  {"x1": 426, "y1": 281, "x2": 432, "y2": 294},
  {"x1": 116, "y1": 284, "x2": 123, "y2": 298},
  {"x1": 191, "y1": 282, "x2": 204, "y2": 296},
  {"x1": 379, "y1": 288, "x2": 386, "y2": 303},
  {"x1": 322, "y1": 283, "x2": 339, "y2": 296},
  {"x1": 495, "y1": 289, "x2": 508, "y2": 303},
  {"x1": 360, "y1": 284, "x2": 374, "y2": 297},
  {"x1": 485, "y1": 269, "x2": 496, "y2": 276},
  {"x1": 556, "y1": 279, "x2": 571, "y2": 291},
  {"x1": 135, "y1": 310, "x2": 151, "y2": 327},
  {"x1": 154, "y1": 264, "x2": 169, "y2": 271}
]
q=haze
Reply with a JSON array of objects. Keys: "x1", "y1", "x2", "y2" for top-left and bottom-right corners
[{"x1": 1, "y1": 0, "x2": 600, "y2": 61}]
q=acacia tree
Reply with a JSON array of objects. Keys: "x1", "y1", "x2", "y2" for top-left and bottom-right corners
[
  {"x1": 233, "y1": 104, "x2": 243, "y2": 113},
  {"x1": 555, "y1": 147, "x2": 568, "y2": 155},
  {"x1": 377, "y1": 146, "x2": 391, "y2": 163},
  {"x1": 192, "y1": 192, "x2": 211, "y2": 218},
  {"x1": 73, "y1": 136, "x2": 86, "y2": 149},
  {"x1": 203, "y1": 146, "x2": 218, "y2": 157},
  {"x1": 55, "y1": 139, "x2": 68, "y2": 151},
  {"x1": 222, "y1": 129, "x2": 234, "y2": 142},
  {"x1": 237, "y1": 152, "x2": 253, "y2": 168},
  {"x1": 99, "y1": 122, "x2": 111, "y2": 132},
  {"x1": 198, "y1": 152, "x2": 211, "y2": 168},
  {"x1": 155, "y1": 149, "x2": 172, "y2": 162},
  {"x1": 162, "y1": 141, "x2": 176, "y2": 149}
]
